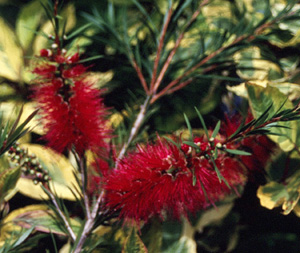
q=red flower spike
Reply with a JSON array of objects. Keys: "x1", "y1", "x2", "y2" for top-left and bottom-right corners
[
  {"x1": 33, "y1": 47, "x2": 111, "y2": 155},
  {"x1": 35, "y1": 81, "x2": 110, "y2": 155},
  {"x1": 105, "y1": 138, "x2": 245, "y2": 224}
]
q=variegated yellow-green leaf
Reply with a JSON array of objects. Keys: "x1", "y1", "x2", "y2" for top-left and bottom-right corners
[
  {"x1": 0, "y1": 204, "x2": 80, "y2": 247},
  {"x1": 9, "y1": 204, "x2": 81, "y2": 235},
  {"x1": 227, "y1": 80, "x2": 300, "y2": 101},
  {"x1": 162, "y1": 237, "x2": 192, "y2": 253},
  {"x1": 0, "y1": 166, "x2": 21, "y2": 204},
  {"x1": 0, "y1": 205, "x2": 41, "y2": 247},
  {"x1": 234, "y1": 47, "x2": 282, "y2": 80},
  {"x1": 122, "y1": 228, "x2": 148, "y2": 253},
  {"x1": 257, "y1": 181, "x2": 288, "y2": 210},
  {"x1": 0, "y1": 102, "x2": 44, "y2": 143},
  {"x1": 0, "y1": 83, "x2": 16, "y2": 98},
  {"x1": 16, "y1": 144, "x2": 80, "y2": 201},
  {"x1": 0, "y1": 18, "x2": 23, "y2": 82},
  {"x1": 16, "y1": 0, "x2": 43, "y2": 51},
  {"x1": 257, "y1": 170, "x2": 300, "y2": 215},
  {"x1": 246, "y1": 82, "x2": 298, "y2": 151}
]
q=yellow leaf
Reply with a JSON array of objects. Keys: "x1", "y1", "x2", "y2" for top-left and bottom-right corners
[
  {"x1": 20, "y1": 102, "x2": 45, "y2": 136},
  {"x1": 16, "y1": 144, "x2": 80, "y2": 201},
  {"x1": 0, "y1": 18, "x2": 23, "y2": 82},
  {"x1": 293, "y1": 201, "x2": 300, "y2": 218},
  {"x1": 85, "y1": 70, "x2": 114, "y2": 89},
  {"x1": 16, "y1": 0, "x2": 43, "y2": 51}
]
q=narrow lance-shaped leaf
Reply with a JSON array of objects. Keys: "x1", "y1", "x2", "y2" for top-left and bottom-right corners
[
  {"x1": 183, "y1": 113, "x2": 193, "y2": 141},
  {"x1": 211, "y1": 120, "x2": 221, "y2": 139},
  {"x1": 224, "y1": 149, "x2": 252, "y2": 156},
  {"x1": 195, "y1": 107, "x2": 209, "y2": 139}
]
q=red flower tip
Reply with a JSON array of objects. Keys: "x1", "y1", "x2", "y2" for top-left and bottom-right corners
[
  {"x1": 40, "y1": 48, "x2": 52, "y2": 58},
  {"x1": 62, "y1": 65, "x2": 87, "y2": 78},
  {"x1": 54, "y1": 55, "x2": 66, "y2": 64},
  {"x1": 33, "y1": 64, "x2": 56, "y2": 79},
  {"x1": 181, "y1": 143, "x2": 191, "y2": 154},
  {"x1": 67, "y1": 53, "x2": 80, "y2": 64}
]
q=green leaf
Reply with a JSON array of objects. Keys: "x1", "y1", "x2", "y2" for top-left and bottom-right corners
[
  {"x1": 182, "y1": 141, "x2": 199, "y2": 150},
  {"x1": 122, "y1": 228, "x2": 147, "y2": 253},
  {"x1": 195, "y1": 107, "x2": 209, "y2": 139},
  {"x1": 224, "y1": 149, "x2": 252, "y2": 156},
  {"x1": 163, "y1": 238, "x2": 191, "y2": 253},
  {"x1": 183, "y1": 113, "x2": 193, "y2": 141},
  {"x1": 163, "y1": 136, "x2": 180, "y2": 148},
  {"x1": 211, "y1": 120, "x2": 221, "y2": 139}
]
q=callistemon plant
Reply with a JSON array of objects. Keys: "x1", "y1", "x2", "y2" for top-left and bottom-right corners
[{"x1": 3, "y1": 0, "x2": 300, "y2": 252}]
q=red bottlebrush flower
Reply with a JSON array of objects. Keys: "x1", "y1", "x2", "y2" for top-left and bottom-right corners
[
  {"x1": 68, "y1": 80, "x2": 110, "y2": 154},
  {"x1": 34, "y1": 80, "x2": 110, "y2": 154},
  {"x1": 105, "y1": 138, "x2": 245, "y2": 224},
  {"x1": 33, "y1": 46, "x2": 111, "y2": 155}
]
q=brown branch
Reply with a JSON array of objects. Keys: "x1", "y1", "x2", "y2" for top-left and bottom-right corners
[
  {"x1": 132, "y1": 59, "x2": 149, "y2": 94},
  {"x1": 116, "y1": 95, "x2": 151, "y2": 163},
  {"x1": 151, "y1": 78, "x2": 193, "y2": 104},
  {"x1": 150, "y1": 7, "x2": 173, "y2": 91},
  {"x1": 152, "y1": 35, "x2": 246, "y2": 103},
  {"x1": 152, "y1": 0, "x2": 210, "y2": 93},
  {"x1": 73, "y1": 191, "x2": 105, "y2": 253}
]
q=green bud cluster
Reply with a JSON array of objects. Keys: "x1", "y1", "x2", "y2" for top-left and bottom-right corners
[{"x1": 7, "y1": 143, "x2": 51, "y2": 185}]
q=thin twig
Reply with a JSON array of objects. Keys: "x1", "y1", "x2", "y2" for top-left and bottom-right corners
[
  {"x1": 151, "y1": 35, "x2": 246, "y2": 103},
  {"x1": 151, "y1": 78, "x2": 193, "y2": 104},
  {"x1": 72, "y1": 150, "x2": 91, "y2": 220},
  {"x1": 73, "y1": 191, "x2": 105, "y2": 253},
  {"x1": 116, "y1": 95, "x2": 151, "y2": 163},
  {"x1": 47, "y1": 188, "x2": 77, "y2": 241},
  {"x1": 150, "y1": 6, "x2": 173, "y2": 91},
  {"x1": 132, "y1": 58, "x2": 149, "y2": 94},
  {"x1": 80, "y1": 156, "x2": 91, "y2": 220},
  {"x1": 152, "y1": 0, "x2": 210, "y2": 93}
]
